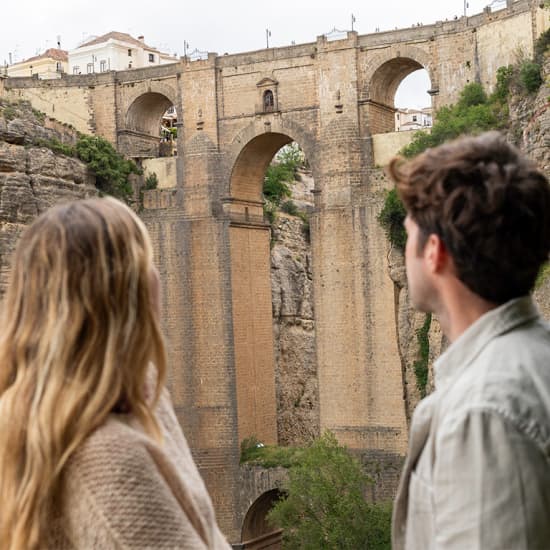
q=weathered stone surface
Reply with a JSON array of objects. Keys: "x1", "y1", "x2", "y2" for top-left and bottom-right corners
[
  {"x1": 270, "y1": 187, "x2": 319, "y2": 446},
  {"x1": 27, "y1": 147, "x2": 89, "y2": 184},
  {"x1": 0, "y1": 172, "x2": 38, "y2": 224},
  {"x1": 0, "y1": 142, "x2": 27, "y2": 173},
  {"x1": 387, "y1": 245, "x2": 445, "y2": 422},
  {"x1": 0, "y1": 102, "x2": 96, "y2": 297}
]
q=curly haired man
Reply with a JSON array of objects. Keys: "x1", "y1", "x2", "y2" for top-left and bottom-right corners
[{"x1": 390, "y1": 132, "x2": 550, "y2": 550}]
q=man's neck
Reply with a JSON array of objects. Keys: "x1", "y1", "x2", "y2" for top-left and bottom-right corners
[{"x1": 435, "y1": 280, "x2": 498, "y2": 343}]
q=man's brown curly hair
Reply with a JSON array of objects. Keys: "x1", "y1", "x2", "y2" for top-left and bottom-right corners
[{"x1": 388, "y1": 132, "x2": 550, "y2": 304}]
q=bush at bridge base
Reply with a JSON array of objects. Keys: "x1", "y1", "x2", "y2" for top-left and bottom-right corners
[{"x1": 267, "y1": 431, "x2": 392, "y2": 550}]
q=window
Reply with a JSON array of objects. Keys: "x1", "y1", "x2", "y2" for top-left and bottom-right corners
[
  {"x1": 412, "y1": 115, "x2": 418, "y2": 122},
  {"x1": 100, "y1": 60, "x2": 107, "y2": 72},
  {"x1": 148, "y1": 53, "x2": 155, "y2": 62},
  {"x1": 73, "y1": 66, "x2": 80, "y2": 75},
  {"x1": 263, "y1": 89, "x2": 274, "y2": 112},
  {"x1": 87, "y1": 63, "x2": 94, "y2": 74},
  {"x1": 56, "y1": 62, "x2": 62, "y2": 72},
  {"x1": 128, "y1": 49, "x2": 132, "y2": 56}
]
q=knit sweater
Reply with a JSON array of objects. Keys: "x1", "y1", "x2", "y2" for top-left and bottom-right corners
[{"x1": 47, "y1": 389, "x2": 231, "y2": 549}]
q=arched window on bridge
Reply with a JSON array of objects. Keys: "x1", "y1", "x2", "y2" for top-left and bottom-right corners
[{"x1": 263, "y1": 90, "x2": 275, "y2": 112}]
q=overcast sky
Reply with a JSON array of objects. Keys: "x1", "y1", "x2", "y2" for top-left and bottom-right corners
[{"x1": 2, "y1": 0, "x2": 506, "y2": 109}]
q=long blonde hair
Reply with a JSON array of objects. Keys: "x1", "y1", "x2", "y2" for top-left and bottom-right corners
[{"x1": 0, "y1": 197, "x2": 167, "y2": 550}]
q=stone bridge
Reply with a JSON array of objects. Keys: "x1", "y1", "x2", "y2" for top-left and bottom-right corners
[{"x1": 1, "y1": 0, "x2": 547, "y2": 544}]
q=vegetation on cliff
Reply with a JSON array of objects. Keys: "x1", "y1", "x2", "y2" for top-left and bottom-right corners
[
  {"x1": 0, "y1": 99, "x2": 140, "y2": 202},
  {"x1": 263, "y1": 142, "x2": 310, "y2": 238},
  {"x1": 75, "y1": 136, "x2": 141, "y2": 200},
  {"x1": 414, "y1": 314, "x2": 432, "y2": 398}
]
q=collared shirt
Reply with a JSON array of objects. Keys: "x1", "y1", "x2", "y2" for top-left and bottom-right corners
[{"x1": 392, "y1": 296, "x2": 550, "y2": 550}]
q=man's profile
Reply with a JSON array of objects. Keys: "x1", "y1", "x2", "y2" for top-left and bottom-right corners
[{"x1": 389, "y1": 132, "x2": 550, "y2": 549}]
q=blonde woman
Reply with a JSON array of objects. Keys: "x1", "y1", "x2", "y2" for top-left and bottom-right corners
[{"x1": 0, "y1": 197, "x2": 230, "y2": 549}]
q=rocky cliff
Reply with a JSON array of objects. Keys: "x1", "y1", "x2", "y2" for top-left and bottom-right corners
[
  {"x1": 270, "y1": 169, "x2": 319, "y2": 446},
  {"x1": 0, "y1": 98, "x2": 96, "y2": 293}
]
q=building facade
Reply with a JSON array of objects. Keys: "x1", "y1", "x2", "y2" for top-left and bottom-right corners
[
  {"x1": 68, "y1": 31, "x2": 177, "y2": 75},
  {"x1": 5, "y1": 48, "x2": 67, "y2": 79},
  {"x1": 395, "y1": 106, "x2": 432, "y2": 131}
]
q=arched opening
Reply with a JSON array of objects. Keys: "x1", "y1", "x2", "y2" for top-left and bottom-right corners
[
  {"x1": 367, "y1": 57, "x2": 433, "y2": 135},
  {"x1": 263, "y1": 90, "x2": 275, "y2": 112},
  {"x1": 228, "y1": 133, "x2": 318, "y2": 449},
  {"x1": 241, "y1": 489, "x2": 284, "y2": 548},
  {"x1": 119, "y1": 92, "x2": 176, "y2": 158},
  {"x1": 394, "y1": 69, "x2": 432, "y2": 132}
]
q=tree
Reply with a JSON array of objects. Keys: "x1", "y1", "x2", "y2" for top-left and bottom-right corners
[
  {"x1": 263, "y1": 142, "x2": 304, "y2": 205},
  {"x1": 400, "y1": 82, "x2": 502, "y2": 158},
  {"x1": 267, "y1": 431, "x2": 392, "y2": 550}
]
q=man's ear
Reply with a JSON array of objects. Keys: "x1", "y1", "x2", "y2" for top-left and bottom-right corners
[{"x1": 424, "y1": 233, "x2": 449, "y2": 273}]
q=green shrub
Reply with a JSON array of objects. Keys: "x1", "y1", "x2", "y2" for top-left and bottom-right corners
[
  {"x1": 534, "y1": 27, "x2": 550, "y2": 65},
  {"x1": 144, "y1": 172, "x2": 158, "y2": 190},
  {"x1": 263, "y1": 200, "x2": 278, "y2": 226},
  {"x1": 400, "y1": 82, "x2": 502, "y2": 159},
  {"x1": 519, "y1": 60, "x2": 542, "y2": 93},
  {"x1": 535, "y1": 262, "x2": 550, "y2": 288},
  {"x1": 267, "y1": 431, "x2": 392, "y2": 550},
  {"x1": 264, "y1": 163, "x2": 294, "y2": 205},
  {"x1": 378, "y1": 188, "x2": 407, "y2": 250},
  {"x1": 493, "y1": 65, "x2": 514, "y2": 103},
  {"x1": 32, "y1": 108, "x2": 46, "y2": 124},
  {"x1": 280, "y1": 200, "x2": 299, "y2": 216},
  {"x1": 263, "y1": 142, "x2": 305, "y2": 207},
  {"x1": 457, "y1": 82, "x2": 487, "y2": 108},
  {"x1": 33, "y1": 137, "x2": 76, "y2": 157},
  {"x1": 414, "y1": 313, "x2": 432, "y2": 398},
  {"x1": 1, "y1": 105, "x2": 17, "y2": 121},
  {"x1": 240, "y1": 436, "x2": 304, "y2": 468},
  {"x1": 75, "y1": 135, "x2": 141, "y2": 201}
]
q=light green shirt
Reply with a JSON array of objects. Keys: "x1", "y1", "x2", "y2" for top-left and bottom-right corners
[{"x1": 393, "y1": 296, "x2": 550, "y2": 550}]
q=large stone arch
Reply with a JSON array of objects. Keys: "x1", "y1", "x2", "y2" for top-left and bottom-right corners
[
  {"x1": 362, "y1": 45, "x2": 437, "y2": 134},
  {"x1": 224, "y1": 117, "x2": 318, "y2": 202},
  {"x1": 118, "y1": 87, "x2": 177, "y2": 158},
  {"x1": 222, "y1": 118, "x2": 317, "y2": 449}
]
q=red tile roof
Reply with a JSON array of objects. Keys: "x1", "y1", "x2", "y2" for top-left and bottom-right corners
[
  {"x1": 79, "y1": 31, "x2": 158, "y2": 52},
  {"x1": 22, "y1": 48, "x2": 68, "y2": 63}
]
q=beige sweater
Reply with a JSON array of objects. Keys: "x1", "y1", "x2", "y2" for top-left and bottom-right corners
[{"x1": 48, "y1": 390, "x2": 231, "y2": 549}]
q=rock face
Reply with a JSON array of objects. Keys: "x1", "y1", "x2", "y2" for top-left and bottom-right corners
[
  {"x1": 0, "y1": 99, "x2": 96, "y2": 294},
  {"x1": 508, "y1": 57, "x2": 550, "y2": 177},
  {"x1": 387, "y1": 244, "x2": 445, "y2": 422},
  {"x1": 270, "y1": 170, "x2": 319, "y2": 446}
]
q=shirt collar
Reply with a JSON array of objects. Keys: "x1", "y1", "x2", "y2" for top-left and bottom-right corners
[{"x1": 433, "y1": 296, "x2": 540, "y2": 392}]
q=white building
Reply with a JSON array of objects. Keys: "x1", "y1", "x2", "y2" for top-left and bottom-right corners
[
  {"x1": 68, "y1": 31, "x2": 177, "y2": 75},
  {"x1": 6, "y1": 48, "x2": 68, "y2": 79},
  {"x1": 395, "y1": 107, "x2": 433, "y2": 132}
]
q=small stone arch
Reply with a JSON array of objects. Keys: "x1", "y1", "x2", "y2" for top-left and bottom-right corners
[
  {"x1": 362, "y1": 44, "x2": 436, "y2": 101},
  {"x1": 125, "y1": 92, "x2": 174, "y2": 136},
  {"x1": 361, "y1": 45, "x2": 437, "y2": 134},
  {"x1": 118, "y1": 90, "x2": 177, "y2": 158},
  {"x1": 241, "y1": 489, "x2": 284, "y2": 546}
]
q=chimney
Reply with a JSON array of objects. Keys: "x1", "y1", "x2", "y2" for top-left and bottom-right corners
[{"x1": 138, "y1": 35, "x2": 145, "y2": 42}]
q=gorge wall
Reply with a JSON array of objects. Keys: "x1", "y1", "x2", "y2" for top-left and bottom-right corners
[{"x1": 0, "y1": 99, "x2": 96, "y2": 294}]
